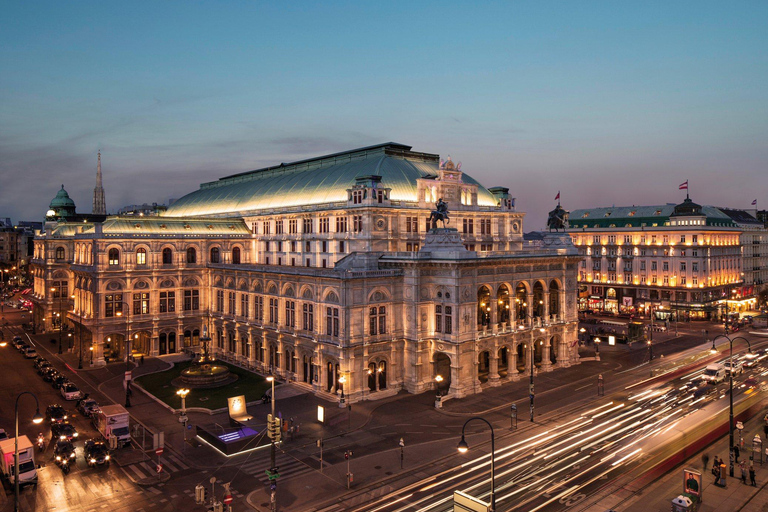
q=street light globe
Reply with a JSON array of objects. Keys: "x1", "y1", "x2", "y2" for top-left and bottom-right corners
[
  {"x1": 266, "y1": 375, "x2": 274, "y2": 382},
  {"x1": 0, "y1": 341, "x2": 7, "y2": 348},
  {"x1": 177, "y1": 388, "x2": 190, "y2": 398},
  {"x1": 32, "y1": 410, "x2": 43, "y2": 424},
  {"x1": 435, "y1": 375, "x2": 443, "y2": 383},
  {"x1": 457, "y1": 436, "x2": 469, "y2": 453},
  {"x1": 338, "y1": 375, "x2": 346, "y2": 384}
]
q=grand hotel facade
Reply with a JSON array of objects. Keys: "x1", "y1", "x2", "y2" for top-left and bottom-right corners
[{"x1": 31, "y1": 143, "x2": 581, "y2": 402}]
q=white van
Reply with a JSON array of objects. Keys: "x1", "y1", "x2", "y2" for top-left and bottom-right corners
[{"x1": 702, "y1": 364, "x2": 726, "y2": 384}]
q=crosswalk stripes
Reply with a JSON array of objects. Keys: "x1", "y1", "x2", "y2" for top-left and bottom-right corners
[
  {"x1": 119, "y1": 453, "x2": 190, "y2": 484},
  {"x1": 238, "y1": 451, "x2": 323, "y2": 485}
]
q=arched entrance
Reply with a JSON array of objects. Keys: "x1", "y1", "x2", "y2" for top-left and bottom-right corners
[
  {"x1": 132, "y1": 331, "x2": 151, "y2": 355},
  {"x1": 497, "y1": 285, "x2": 510, "y2": 326},
  {"x1": 534, "y1": 339, "x2": 543, "y2": 365},
  {"x1": 533, "y1": 282, "x2": 545, "y2": 319},
  {"x1": 516, "y1": 343, "x2": 526, "y2": 372},
  {"x1": 477, "y1": 286, "x2": 491, "y2": 330},
  {"x1": 434, "y1": 352, "x2": 451, "y2": 394},
  {"x1": 549, "y1": 336, "x2": 558, "y2": 364},
  {"x1": 478, "y1": 350, "x2": 490, "y2": 383},
  {"x1": 549, "y1": 280, "x2": 561, "y2": 317},
  {"x1": 498, "y1": 347, "x2": 508, "y2": 378}
]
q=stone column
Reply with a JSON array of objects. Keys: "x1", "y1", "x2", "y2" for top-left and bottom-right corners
[
  {"x1": 488, "y1": 350, "x2": 501, "y2": 386},
  {"x1": 541, "y1": 336, "x2": 552, "y2": 371},
  {"x1": 543, "y1": 291, "x2": 550, "y2": 323}
]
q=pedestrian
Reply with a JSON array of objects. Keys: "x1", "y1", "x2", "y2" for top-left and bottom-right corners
[
  {"x1": 740, "y1": 460, "x2": 747, "y2": 484},
  {"x1": 750, "y1": 464, "x2": 756, "y2": 486},
  {"x1": 712, "y1": 456, "x2": 720, "y2": 476},
  {"x1": 140, "y1": 354, "x2": 144, "y2": 366},
  {"x1": 702, "y1": 453, "x2": 709, "y2": 471},
  {"x1": 734, "y1": 444, "x2": 740, "y2": 463}
]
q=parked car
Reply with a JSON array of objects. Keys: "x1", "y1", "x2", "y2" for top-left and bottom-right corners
[
  {"x1": 77, "y1": 398, "x2": 99, "y2": 417},
  {"x1": 46, "y1": 404, "x2": 68, "y2": 424},
  {"x1": 51, "y1": 422, "x2": 78, "y2": 441},
  {"x1": 52, "y1": 376, "x2": 68, "y2": 390},
  {"x1": 23, "y1": 347, "x2": 38, "y2": 359},
  {"x1": 724, "y1": 360, "x2": 743, "y2": 375},
  {"x1": 41, "y1": 369, "x2": 58, "y2": 383},
  {"x1": 61, "y1": 383, "x2": 82, "y2": 401},
  {"x1": 83, "y1": 439, "x2": 110, "y2": 467},
  {"x1": 17, "y1": 343, "x2": 30, "y2": 353},
  {"x1": 37, "y1": 362, "x2": 53, "y2": 375}
]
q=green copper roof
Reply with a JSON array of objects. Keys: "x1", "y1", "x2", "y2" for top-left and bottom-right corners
[
  {"x1": 83, "y1": 216, "x2": 250, "y2": 236},
  {"x1": 569, "y1": 204, "x2": 736, "y2": 229},
  {"x1": 164, "y1": 143, "x2": 499, "y2": 217},
  {"x1": 49, "y1": 185, "x2": 76, "y2": 209}
]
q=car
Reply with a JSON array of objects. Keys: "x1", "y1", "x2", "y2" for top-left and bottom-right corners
[
  {"x1": 51, "y1": 422, "x2": 78, "y2": 441},
  {"x1": 53, "y1": 439, "x2": 76, "y2": 466},
  {"x1": 77, "y1": 398, "x2": 99, "y2": 418},
  {"x1": 724, "y1": 360, "x2": 743, "y2": 375},
  {"x1": 37, "y1": 362, "x2": 53, "y2": 375},
  {"x1": 83, "y1": 439, "x2": 110, "y2": 467},
  {"x1": 23, "y1": 347, "x2": 38, "y2": 359},
  {"x1": 17, "y1": 342, "x2": 30, "y2": 353},
  {"x1": 52, "y1": 376, "x2": 68, "y2": 390},
  {"x1": 46, "y1": 404, "x2": 68, "y2": 424},
  {"x1": 42, "y1": 369, "x2": 58, "y2": 382},
  {"x1": 742, "y1": 353, "x2": 759, "y2": 368},
  {"x1": 12, "y1": 337, "x2": 24, "y2": 349},
  {"x1": 61, "y1": 383, "x2": 82, "y2": 401},
  {"x1": 33, "y1": 355, "x2": 46, "y2": 366}
]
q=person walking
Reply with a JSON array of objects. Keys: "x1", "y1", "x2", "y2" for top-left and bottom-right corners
[
  {"x1": 702, "y1": 453, "x2": 709, "y2": 471},
  {"x1": 740, "y1": 460, "x2": 747, "y2": 484},
  {"x1": 750, "y1": 464, "x2": 756, "y2": 486},
  {"x1": 140, "y1": 354, "x2": 144, "y2": 366}
]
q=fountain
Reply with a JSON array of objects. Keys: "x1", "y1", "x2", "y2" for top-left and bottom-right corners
[{"x1": 173, "y1": 326, "x2": 238, "y2": 388}]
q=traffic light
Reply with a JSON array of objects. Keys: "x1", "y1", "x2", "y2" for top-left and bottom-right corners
[
  {"x1": 272, "y1": 417, "x2": 282, "y2": 442},
  {"x1": 267, "y1": 415, "x2": 282, "y2": 442},
  {"x1": 267, "y1": 414, "x2": 273, "y2": 440},
  {"x1": 194, "y1": 484, "x2": 206, "y2": 504}
]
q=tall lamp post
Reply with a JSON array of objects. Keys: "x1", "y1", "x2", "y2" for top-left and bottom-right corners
[
  {"x1": 51, "y1": 286, "x2": 63, "y2": 354},
  {"x1": 72, "y1": 294, "x2": 83, "y2": 369},
  {"x1": 14, "y1": 392, "x2": 43, "y2": 512},
  {"x1": 457, "y1": 417, "x2": 496, "y2": 512},
  {"x1": 709, "y1": 333, "x2": 752, "y2": 478},
  {"x1": 176, "y1": 388, "x2": 190, "y2": 441},
  {"x1": 116, "y1": 308, "x2": 135, "y2": 407},
  {"x1": 266, "y1": 374, "x2": 277, "y2": 511}
]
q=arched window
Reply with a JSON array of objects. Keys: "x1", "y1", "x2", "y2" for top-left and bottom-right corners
[
  {"x1": 55, "y1": 247, "x2": 65, "y2": 260},
  {"x1": 108, "y1": 248, "x2": 120, "y2": 266},
  {"x1": 186, "y1": 247, "x2": 197, "y2": 264},
  {"x1": 136, "y1": 248, "x2": 147, "y2": 265},
  {"x1": 477, "y1": 286, "x2": 491, "y2": 328},
  {"x1": 232, "y1": 247, "x2": 241, "y2": 264},
  {"x1": 162, "y1": 248, "x2": 173, "y2": 265},
  {"x1": 210, "y1": 247, "x2": 220, "y2": 263}
]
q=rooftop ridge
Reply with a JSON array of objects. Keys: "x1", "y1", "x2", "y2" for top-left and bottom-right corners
[{"x1": 200, "y1": 142, "x2": 437, "y2": 190}]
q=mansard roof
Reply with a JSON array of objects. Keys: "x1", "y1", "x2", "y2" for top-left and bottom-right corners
[
  {"x1": 569, "y1": 203, "x2": 736, "y2": 229},
  {"x1": 163, "y1": 143, "x2": 498, "y2": 218}
]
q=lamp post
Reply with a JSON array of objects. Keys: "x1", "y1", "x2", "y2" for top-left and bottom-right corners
[
  {"x1": 709, "y1": 333, "x2": 752, "y2": 478},
  {"x1": 266, "y1": 374, "x2": 277, "y2": 511},
  {"x1": 594, "y1": 337, "x2": 601, "y2": 361},
  {"x1": 457, "y1": 417, "x2": 496, "y2": 512},
  {"x1": 529, "y1": 340, "x2": 535, "y2": 422},
  {"x1": 72, "y1": 294, "x2": 83, "y2": 369},
  {"x1": 116, "y1": 307, "x2": 135, "y2": 408},
  {"x1": 89, "y1": 345, "x2": 93, "y2": 365},
  {"x1": 338, "y1": 374, "x2": 346, "y2": 406},
  {"x1": 14, "y1": 392, "x2": 43, "y2": 512},
  {"x1": 435, "y1": 374, "x2": 443, "y2": 398},
  {"x1": 51, "y1": 286, "x2": 63, "y2": 354},
  {"x1": 177, "y1": 388, "x2": 190, "y2": 441}
]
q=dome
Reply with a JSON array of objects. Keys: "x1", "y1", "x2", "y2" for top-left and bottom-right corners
[
  {"x1": 47, "y1": 185, "x2": 77, "y2": 218},
  {"x1": 164, "y1": 143, "x2": 499, "y2": 217}
]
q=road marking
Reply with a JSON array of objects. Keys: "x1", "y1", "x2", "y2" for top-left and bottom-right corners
[{"x1": 575, "y1": 384, "x2": 591, "y2": 391}]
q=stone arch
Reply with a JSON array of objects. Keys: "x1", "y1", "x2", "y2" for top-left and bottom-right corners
[
  {"x1": 224, "y1": 277, "x2": 235, "y2": 289},
  {"x1": 231, "y1": 245, "x2": 242, "y2": 264},
  {"x1": 132, "y1": 279, "x2": 151, "y2": 290},
  {"x1": 213, "y1": 275, "x2": 223, "y2": 287},
  {"x1": 252, "y1": 281, "x2": 263, "y2": 293},
  {"x1": 266, "y1": 282, "x2": 278, "y2": 295},
  {"x1": 300, "y1": 286, "x2": 314, "y2": 300},
  {"x1": 55, "y1": 245, "x2": 67, "y2": 260},
  {"x1": 533, "y1": 337, "x2": 544, "y2": 365},
  {"x1": 477, "y1": 285, "x2": 492, "y2": 329},
  {"x1": 367, "y1": 357, "x2": 389, "y2": 391},
  {"x1": 282, "y1": 284, "x2": 295, "y2": 297},
  {"x1": 514, "y1": 281, "x2": 529, "y2": 320},
  {"x1": 324, "y1": 289, "x2": 340, "y2": 304},
  {"x1": 209, "y1": 245, "x2": 222, "y2": 264},
  {"x1": 549, "y1": 279, "x2": 562, "y2": 317},
  {"x1": 516, "y1": 342, "x2": 527, "y2": 372},
  {"x1": 52, "y1": 270, "x2": 69, "y2": 279},
  {"x1": 159, "y1": 278, "x2": 177, "y2": 288},
  {"x1": 238, "y1": 279, "x2": 248, "y2": 291},
  {"x1": 433, "y1": 352, "x2": 452, "y2": 395},
  {"x1": 104, "y1": 280, "x2": 125, "y2": 291},
  {"x1": 182, "y1": 277, "x2": 199, "y2": 287},
  {"x1": 533, "y1": 281, "x2": 546, "y2": 318},
  {"x1": 186, "y1": 246, "x2": 197, "y2": 264},
  {"x1": 367, "y1": 288, "x2": 391, "y2": 303},
  {"x1": 161, "y1": 245, "x2": 174, "y2": 264},
  {"x1": 497, "y1": 284, "x2": 511, "y2": 325}
]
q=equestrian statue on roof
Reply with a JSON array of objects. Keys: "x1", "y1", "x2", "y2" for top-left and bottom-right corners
[{"x1": 429, "y1": 198, "x2": 450, "y2": 230}]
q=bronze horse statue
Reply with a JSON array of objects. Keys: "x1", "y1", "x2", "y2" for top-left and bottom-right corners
[{"x1": 429, "y1": 198, "x2": 450, "y2": 230}]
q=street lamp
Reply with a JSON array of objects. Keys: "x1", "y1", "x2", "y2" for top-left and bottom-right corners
[
  {"x1": 116, "y1": 309, "x2": 136, "y2": 407},
  {"x1": 338, "y1": 374, "x2": 346, "y2": 405},
  {"x1": 594, "y1": 337, "x2": 601, "y2": 360},
  {"x1": 51, "y1": 286, "x2": 63, "y2": 354},
  {"x1": 72, "y1": 294, "x2": 83, "y2": 369},
  {"x1": 14, "y1": 392, "x2": 43, "y2": 512},
  {"x1": 435, "y1": 374, "x2": 444, "y2": 399},
  {"x1": 529, "y1": 340, "x2": 537, "y2": 422},
  {"x1": 709, "y1": 333, "x2": 752, "y2": 477},
  {"x1": 266, "y1": 373, "x2": 277, "y2": 508},
  {"x1": 176, "y1": 388, "x2": 190, "y2": 441},
  {"x1": 457, "y1": 417, "x2": 496, "y2": 512}
]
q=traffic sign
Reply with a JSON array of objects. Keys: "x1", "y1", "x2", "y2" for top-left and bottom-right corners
[
  {"x1": 156, "y1": 464, "x2": 163, "y2": 473},
  {"x1": 156, "y1": 447, "x2": 164, "y2": 456},
  {"x1": 223, "y1": 495, "x2": 233, "y2": 505}
]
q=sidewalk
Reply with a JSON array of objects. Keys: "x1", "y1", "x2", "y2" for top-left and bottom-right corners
[{"x1": 587, "y1": 405, "x2": 768, "y2": 512}]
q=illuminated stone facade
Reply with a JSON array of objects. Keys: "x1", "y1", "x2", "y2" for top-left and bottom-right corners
[{"x1": 31, "y1": 143, "x2": 581, "y2": 401}]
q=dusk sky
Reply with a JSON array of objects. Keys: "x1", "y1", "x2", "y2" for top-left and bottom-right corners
[{"x1": 1, "y1": 1, "x2": 766, "y2": 229}]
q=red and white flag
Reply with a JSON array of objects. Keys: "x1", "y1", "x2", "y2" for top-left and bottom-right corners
[
  {"x1": 752, "y1": 199, "x2": 757, "y2": 205},
  {"x1": 678, "y1": 180, "x2": 688, "y2": 190},
  {"x1": 554, "y1": 191, "x2": 560, "y2": 201}
]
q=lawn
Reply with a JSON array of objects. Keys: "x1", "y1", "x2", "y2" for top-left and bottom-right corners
[{"x1": 136, "y1": 361, "x2": 273, "y2": 411}]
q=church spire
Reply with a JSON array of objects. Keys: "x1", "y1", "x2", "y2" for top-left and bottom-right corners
[{"x1": 92, "y1": 150, "x2": 106, "y2": 215}]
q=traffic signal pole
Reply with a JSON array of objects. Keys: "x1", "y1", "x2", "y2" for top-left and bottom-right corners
[{"x1": 268, "y1": 375, "x2": 277, "y2": 512}]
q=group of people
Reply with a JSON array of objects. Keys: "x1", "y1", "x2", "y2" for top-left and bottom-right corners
[{"x1": 705, "y1": 453, "x2": 757, "y2": 487}]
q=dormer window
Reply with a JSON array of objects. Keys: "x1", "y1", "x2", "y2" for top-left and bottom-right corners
[{"x1": 353, "y1": 190, "x2": 363, "y2": 204}]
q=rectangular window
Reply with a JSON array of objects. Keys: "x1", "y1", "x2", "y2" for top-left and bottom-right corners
[
  {"x1": 322, "y1": 241, "x2": 327, "y2": 253},
  {"x1": 285, "y1": 300, "x2": 295, "y2": 328},
  {"x1": 663, "y1": 235, "x2": 668, "y2": 244},
  {"x1": 692, "y1": 235, "x2": 698, "y2": 243},
  {"x1": 663, "y1": 262, "x2": 669, "y2": 271},
  {"x1": 326, "y1": 307, "x2": 339, "y2": 337},
  {"x1": 184, "y1": 290, "x2": 199, "y2": 311},
  {"x1": 336, "y1": 216, "x2": 348, "y2": 233},
  {"x1": 133, "y1": 292, "x2": 149, "y2": 315},
  {"x1": 241, "y1": 294, "x2": 249, "y2": 318},
  {"x1": 692, "y1": 277, "x2": 698, "y2": 285},
  {"x1": 608, "y1": 235, "x2": 616, "y2": 244},
  {"x1": 269, "y1": 298, "x2": 278, "y2": 324},
  {"x1": 254, "y1": 296, "x2": 263, "y2": 323},
  {"x1": 216, "y1": 290, "x2": 224, "y2": 312},
  {"x1": 159, "y1": 291, "x2": 175, "y2": 313},
  {"x1": 463, "y1": 218, "x2": 474, "y2": 234},
  {"x1": 444, "y1": 306, "x2": 453, "y2": 334},
  {"x1": 339, "y1": 241, "x2": 345, "y2": 253},
  {"x1": 624, "y1": 273, "x2": 632, "y2": 283},
  {"x1": 480, "y1": 219, "x2": 491, "y2": 235},
  {"x1": 105, "y1": 293, "x2": 123, "y2": 318},
  {"x1": 319, "y1": 218, "x2": 329, "y2": 233},
  {"x1": 303, "y1": 303, "x2": 314, "y2": 331},
  {"x1": 681, "y1": 276, "x2": 687, "y2": 285},
  {"x1": 624, "y1": 235, "x2": 632, "y2": 244},
  {"x1": 593, "y1": 236, "x2": 600, "y2": 245},
  {"x1": 289, "y1": 219, "x2": 297, "y2": 234},
  {"x1": 352, "y1": 190, "x2": 363, "y2": 204},
  {"x1": 405, "y1": 216, "x2": 418, "y2": 233},
  {"x1": 262, "y1": 221, "x2": 271, "y2": 234},
  {"x1": 353, "y1": 215, "x2": 363, "y2": 233},
  {"x1": 435, "y1": 305, "x2": 442, "y2": 333},
  {"x1": 275, "y1": 218, "x2": 284, "y2": 234},
  {"x1": 692, "y1": 262, "x2": 698, "y2": 272},
  {"x1": 303, "y1": 218, "x2": 313, "y2": 234},
  {"x1": 651, "y1": 261, "x2": 657, "y2": 271},
  {"x1": 652, "y1": 276, "x2": 657, "y2": 284}
]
